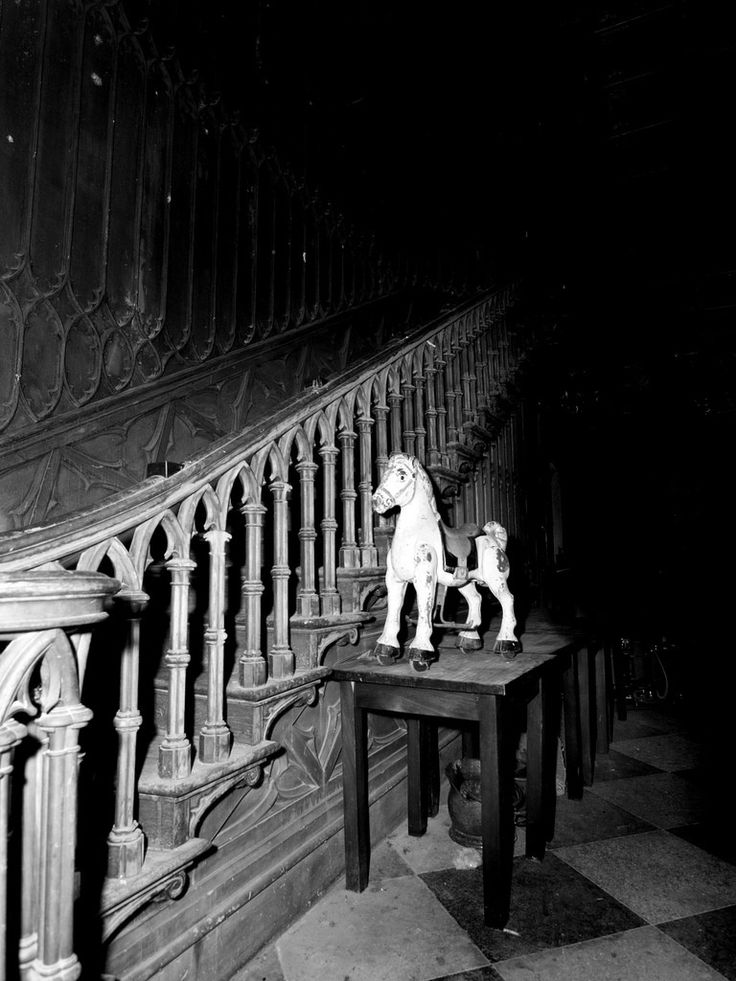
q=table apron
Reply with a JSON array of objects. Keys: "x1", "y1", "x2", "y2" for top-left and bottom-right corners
[{"x1": 353, "y1": 684, "x2": 487, "y2": 721}]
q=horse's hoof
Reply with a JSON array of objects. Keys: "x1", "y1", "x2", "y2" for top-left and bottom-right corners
[
  {"x1": 409, "y1": 650, "x2": 437, "y2": 672},
  {"x1": 375, "y1": 643, "x2": 402, "y2": 665},
  {"x1": 494, "y1": 639, "x2": 522, "y2": 659},
  {"x1": 458, "y1": 636, "x2": 483, "y2": 651}
]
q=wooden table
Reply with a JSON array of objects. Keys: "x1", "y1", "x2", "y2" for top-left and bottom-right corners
[{"x1": 334, "y1": 619, "x2": 582, "y2": 928}]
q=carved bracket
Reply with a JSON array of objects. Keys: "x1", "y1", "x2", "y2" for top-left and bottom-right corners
[
  {"x1": 137, "y1": 739, "x2": 279, "y2": 849},
  {"x1": 286, "y1": 610, "x2": 374, "y2": 667},
  {"x1": 99, "y1": 837, "x2": 212, "y2": 942}
]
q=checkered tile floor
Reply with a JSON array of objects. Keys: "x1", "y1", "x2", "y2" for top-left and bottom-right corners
[{"x1": 233, "y1": 701, "x2": 736, "y2": 981}]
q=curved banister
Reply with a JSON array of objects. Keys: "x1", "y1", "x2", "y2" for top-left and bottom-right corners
[{"x1": 0, "y1": 288, "x2": 514, "y2": 572}]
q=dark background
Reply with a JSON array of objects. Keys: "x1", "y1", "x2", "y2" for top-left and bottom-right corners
[{"x1": 144, "y1": 0, "x2": 735, "y2": 649}]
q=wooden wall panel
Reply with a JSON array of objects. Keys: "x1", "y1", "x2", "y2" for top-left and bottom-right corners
[
  {"x1": 70, "y1": 7, "x2": 115, "y2": 314},
  {"x1": 107, "y1": 33, "x2": 145, "y2": 328},
  {"x1": 0, "y1": 0, "x2": 44, "y2": 275},
  {"x1": 0, "y1": 0, "x2": 412, "y2": 530}
]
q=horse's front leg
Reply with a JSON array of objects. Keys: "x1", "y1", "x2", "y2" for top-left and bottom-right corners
[
  {"x1": 374, "y1": 552, "x2": 407, "y2": 664},
  {"x1": 457, "y1": 581, "x2": 483, "y2": 651},
  {"x1": 483, "y1": 551, "x2": 522, "y2": 658},
  {"x1": 408, "y1": 544, "x2": 439, "y2": 672}
]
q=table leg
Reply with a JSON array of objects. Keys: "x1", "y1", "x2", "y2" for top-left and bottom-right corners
[
  {"x1": 595, "y1": 642, "x2": 612, "y2": 753},
  {"x1": 578, "y1": 645, "x2": 594, "y2": 785},
  {"x1": 561, "y1": 653, "x2": 584, "y2": 800},
  {"x1": 478, "y1": 694, "x2": 514, "y2": 928},
  {"x1": 527, "y1": 670, "x2": 560, "y2": 851},
  {"x1": 421, "y1": 719, "x2": 440, "y2": 818},
  {"x1": 340, "y1": 681, "x2": 369, "y2": 891},
  {"x1": 407, "y1": 717, "x2": 428, "y2": 836}
]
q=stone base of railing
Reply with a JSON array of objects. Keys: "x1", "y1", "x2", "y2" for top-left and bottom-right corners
[
  {"x1": 287, "y1": 610, "x2": 375, "y2": 666},
  {"x1": 137, "y1": 739, "x2": 278, "y2": 849},
  {"x1": 262, "y1": 609, "x2": 373, "y2": 671},
  {"x1": 334, "y1": 567, "x2": 386, "y2": 614},
  {"x1": 225, "y1": 668, "x2": 332, "y2": 744}
]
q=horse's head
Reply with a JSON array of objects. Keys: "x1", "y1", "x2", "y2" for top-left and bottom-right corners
[
  {"x1": 372, "y1": 453, "x2": 417, "y2": 514},
  {"x1": 372, "y1": 453, "x2": 436, "y2": 515}
]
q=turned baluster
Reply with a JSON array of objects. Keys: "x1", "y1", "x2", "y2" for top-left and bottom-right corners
[
  {"x1": 490, "y1": 441, "x2": 502, "y2": 523},
  {"x1": 471, "y1": 330, "x2": 485, "y2": 414},
  {"x1": 482, "y1": 454, "x2": 493, "y2": 524},
  {"x1": 268, "y1": 478, "x2": 295, "y2": 678},
  {"x1": 434, "y1": 348, "x2": 449, "y2": 467},
  {"x1": 356, "y1": 415, "x2": 379, "y2": 566},
  {"x1": 372, "y1": 400, "x2": 392, "y2": 563},
  {"x1": 413, "y1": 368, "x2": 427, "y2": 464},
  {"x1": 444, "y1": 340, "x2": 459, "y2": 447},
  {"x1": 460, "y1": 475, "x2": 474, "y2": 526},
  {"x1": 158, "y1": 556, "x2": 196, "y2": 779},
  {"x1": 499, "y1": 437, "x2": 508, "y2": 527},
  {"x1": 400, "y1": 374, "x2": 416, "y2": 456},
  {"x1": 460, "y1": 338, "x2": 475, "y2": 426},
  {"x1": 237, "y1": 500, "x2": 268, "y2": 688},
  {"x1": 503, "y1": 419, "x2": 514, "y2": 536},
  {"x1": 0, "y1": 720, "x2": 25, "y2": 976},
  {"x1": 453, "y1": 335, "x2": 466, "y2": 432},
  {"x1": 296, "y1": 458, "x2": 320, "y2": 616},
  {"x1": 508, "y1": 413, "x2": 520, "y2": 537},
  {"x1": 473, "y1": 316, "x2": 485, "y2": 408},
  {"x1": 199, "y1": 529, "x2": 232, "y2": 762},
  {"x1": 388, "y1": 388, "x2": 403, "y2": 454},
  {"x1": 107, "y1": 591, "x2": 147, "y2": 877},
  {"x1": 338, "y1": 426, "x2": 360, "y2": 569},
  {"x1": 424, "y1": 359, "x2": 440, "y2": 467},
  {"x1": 319, "y1": 443, "x2": 341, "y2": 615}
]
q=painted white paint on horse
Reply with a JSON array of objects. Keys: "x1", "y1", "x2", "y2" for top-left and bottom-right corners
[{"x1": 371, "y1": 452, "x2": 522, "y2": 672}]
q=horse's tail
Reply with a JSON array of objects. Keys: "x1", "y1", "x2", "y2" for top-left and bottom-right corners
[{"x1": 482, "y1": 521, "x2": 508, "y2": 552}]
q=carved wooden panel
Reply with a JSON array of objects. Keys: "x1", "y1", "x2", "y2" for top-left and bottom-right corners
[{"x1": 0, "y1": 0, "x2": 407, "y2": 466}]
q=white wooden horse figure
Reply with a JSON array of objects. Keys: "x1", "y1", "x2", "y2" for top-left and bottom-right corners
[{"x1": 371, "y1": 452, "x2": 522, "y2": 672}]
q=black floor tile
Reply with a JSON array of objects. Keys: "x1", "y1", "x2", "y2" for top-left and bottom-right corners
[
  {"x1": 549, "y1": 788, "x2": 653, "y2": 848},
  {"x1": 432, "y1": 968, "x2": 504, "y2": 981},
  {"x1": 420, "y1": 852, "x2": 645, "y2": 962},
  {"x1": 670, "y1": 822, "x2": 736, "y2": 866},
  {"x1": 659, "y1": 905, "x2": 736, "y2": 981},
  {"x1": 592, "y1": 749, "x2": 664, "y2": 782}
]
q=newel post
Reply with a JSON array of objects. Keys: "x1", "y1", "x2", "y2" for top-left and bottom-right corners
[{"x1": 0, "y1": 566, "x2": 119, "y2": 981}]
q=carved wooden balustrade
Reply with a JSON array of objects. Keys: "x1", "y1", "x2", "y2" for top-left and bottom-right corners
[{"x1": 0, "y1": 286, "x2": 533, "y2": 979}]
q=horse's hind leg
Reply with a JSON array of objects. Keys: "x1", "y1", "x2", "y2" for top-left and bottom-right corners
[
  {"x1": 457, "y1": 582, "x2": 483, "y2": 651},
  {"x1": 408, "y1": 544, "x2": 439, "y2": 672},
  {"x1": 483, "y1": 550, "x2": 522, "y2": 658},
  {"x1": 374, "y1": 554, "x2": 407, "y2": 664}
]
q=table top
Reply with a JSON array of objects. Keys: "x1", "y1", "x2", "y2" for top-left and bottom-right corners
[{"x1": 332, "y1": 612, "x2": 582, "y2": 696}]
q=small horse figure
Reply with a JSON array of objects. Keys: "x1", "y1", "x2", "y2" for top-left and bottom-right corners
[{"x1": 371, "y1": 453, "x2": 522, "y2": 672}]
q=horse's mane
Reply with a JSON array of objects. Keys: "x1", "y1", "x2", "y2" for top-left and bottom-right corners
[{"x1": 414, "y1": 462, "x2": 441, "y2": 520}]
